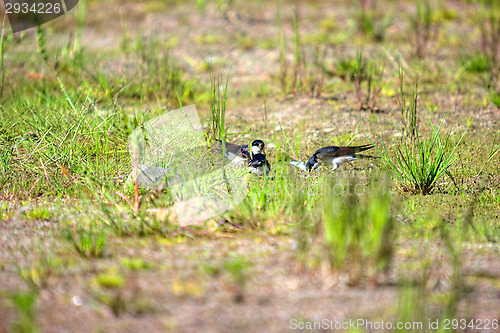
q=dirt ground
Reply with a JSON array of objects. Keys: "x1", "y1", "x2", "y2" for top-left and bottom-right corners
[{"x1": 0, "y1": 0, "x2": 499, "y2": 332}]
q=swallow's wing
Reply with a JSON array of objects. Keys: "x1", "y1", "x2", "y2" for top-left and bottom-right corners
[
  {"x1": 348, "y1": 144, "x2": 374, "y2": 154},
  {"x1": 248, "y1": 154, "x2": 270, "y2": 168},
  {"x1": 248, "y1": 157, "x2": 264, "y2": 167},
  {"x1": 314, "y1": 146, "x2": 341, "y2": 160},
  {"x1": 315, "y1": 144, "x2": 374, "y2": 159},
  {"x1": 213, "y1": 140, "x2": 249, "y2": 161}
]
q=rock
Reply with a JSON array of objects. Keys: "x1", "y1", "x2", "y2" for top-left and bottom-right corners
[{"x1": 125, "y1": 165, "x2": 169, "y2": 191}]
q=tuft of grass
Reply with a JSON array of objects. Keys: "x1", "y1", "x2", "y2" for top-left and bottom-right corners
[
  {"x1": 476, "y1": 0, "x2": 500, "y2": 63},
  {"x1": 16, "y1": 253, "x2": 61, "y2": 290},
  {"x1": 410, "y1": 0, "x2": 438, "y2": 58},
  {"x1": 322, "y1": 50, "x2": 383, "y2": 111},
  {"x1": 352, "y1": 0, "x2": 392, "y2": 42},
  {"x1": 462, "y1": 53, "x2": 493, "y2": 74},
  {"x1": 490, "y1": 90, "x2": 500, "y2": 108},
  {"x1": 473, "y1": 132, "x2": 500, "y2": 181},
  {"x1": 323, "y1": 175, "x2": 396, "y2": 284},
  {"x1": 120, "y1": 258, "x2": 153, "y2": 271},
  {"x1": 0, "y1": 17, "x2": 9, "y2": 100},
  {"x1": 394, "y1": 214, "x2": 467, "y2": 331},
  {"x1": 95, "y1": 270, "x2": 125, "y2": 289},
  {"x1": 353, "y1": 0, "x2": 376, "y2": 36},
  {"x1": 0, "y1": 77, "x2": 131, "y2": 198},
  {"x1": 276, "y1": 4, "x2": 324, "y2": 97},
  {"x1": 352, "y1": 50, "x2": 384, "y2": 111},
  {"x1": 87, "y1": 271, "x2": 128, "y2": 317},
  {"x1": 379, "y1": 116, "x2": 465, "y2": 195},
  {"x1": 327, "y1": 56, "x2": 358, "y2": 80},
  {"x1": 223, "y1": 256, "x2": 252, "y2": 287},
  {"x1": 196, "y1": 0, "x2": 207, "y2": 14},
  {"x1": 276, "y1": 2, "x2": 299, "y2": 96},
  {"x1": 207, "y1": 63, "x2": 230, "y2": 143},
  {"x1": 88, "y1": 288, "x2": 127, "y2": 317},
  {"x1": 132, "y1": 33, "x2": 193, "y2": 104},
  {"x1": 4, "y1": 290, "x2": 40, "y2": 333},
  {"x1": 438, "y1": 220, "x2": 464, "y2": 315},
  {"x1": 398, "y1": 66, "x2": 419, "y2": 139},
  {"x1": 395, "y1": 283, "x2": 427, "y2": 333},
  {"x1": 63, "y1": 225, "x2": 108, "y2": 258},
  {"x1": 23, "y1": 207, "x2": 51, "y2": 221}
]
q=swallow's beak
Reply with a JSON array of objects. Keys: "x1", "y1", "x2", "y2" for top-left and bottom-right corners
[{"x1": 259, "y1": 143, "x2": 264, "y2": 150}]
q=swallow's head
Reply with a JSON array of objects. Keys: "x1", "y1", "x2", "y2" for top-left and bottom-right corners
[
  {"x1": 251, "y1": 139, "x2": 265, "y2": 155},
  {"x1": 305, "y1": 155, "x2": 318, "y2": 172}
]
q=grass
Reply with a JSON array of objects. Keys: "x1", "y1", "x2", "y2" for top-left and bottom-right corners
[
  {"x1": 473, "y1": 132, "x2": 500, "y2": 181},
  {"x1": 323, "y1": 175, "x2": 396, "y2": 284},
  {"x1": 0, "y1": 18, "x2": 8, "y2": 99},
  {"x1": 4, "y1": 290, "x2": 40, "y2": 333},
  {"x1": 120, "y1": 258, "x2": 153, "y2": 271},
  {"x1": 16, "y1": 252, "x2": 61, "y2": 290},
  {"x1": 22, "y1": 206, "x2": 51, "y2": 220},
  {"x1": 352, "y1": 50, "x2": 384, "y2": 111},
  {"x1": 410, "y1": 0, "x2": 438, "y2": 58},
  {"x1": 352, "y1": 0, "x2": 392, "y2": 42},
  {"x1": 95, "y1": 270, "x2": 125, "y2": 289},
  {"x1": 0, "y1": 25, "x2": 198, "y2": 199},
  {"x1": 0, "y1": 0, "x2": 499, "y2": 331},
  {"x1": 63, "y1": 224, "x2": 108, "y2": 258},
  {"x1": 276, "y1": 1, "x2": 296, "y2": 96},
  {"x1": 207, "y1": 63, "x2": 230, "y2": 143},
  {"x1": 476, "y1": 0, "x2": 500, "y2": 63},
  {"x1": 398, "y1": 66, "x2": 419, "y2": 139},
  {"x1": 133, "y1": 33, "x2": 192, "y2": 104},
  {"x1": 377, "y1": 65, "x2": 465, "y2": 195},
  {"x1": 391, "y1": 215, "x2": 470, "y2": 331},
  {"x1": 0, "y1": 88, "x2": 129, "y2": 198},
  {"x1": 223, "y1": 255, "x2": 252, "y2": 287},
  {"x1": 379, "y1": 116, "x2": 465, "y2": 195},
  {"x1": 276, "y1": 3, "x2": 324, "y2": 97},
  {"x1": 319, "y1": 50, "x2": 384, "y2": 110},
  {"x1": 490, "y1": 90, "x2": 500, "y2": 108},
  {"x1": 462, "y1": 53, "x2": 493, "y2": 74}
]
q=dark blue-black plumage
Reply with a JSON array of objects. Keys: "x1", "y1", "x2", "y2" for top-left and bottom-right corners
[{"x1": 305, "y1": 144, "x2": 375, "y2": 172}]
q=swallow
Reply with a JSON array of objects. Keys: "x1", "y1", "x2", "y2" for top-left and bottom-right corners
[
  {"x1": 247, "y1": 140, "x2": 270, "y2": 175},
  {"x1": 247, "y1": 153, "x2": 271, "y2": 175},
  {"x1": 291, "y1": 144, "x2": 376, "y2": 172},
  {"x1": 213, "y1": 139, "x2": 267, "y2": 166}
]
